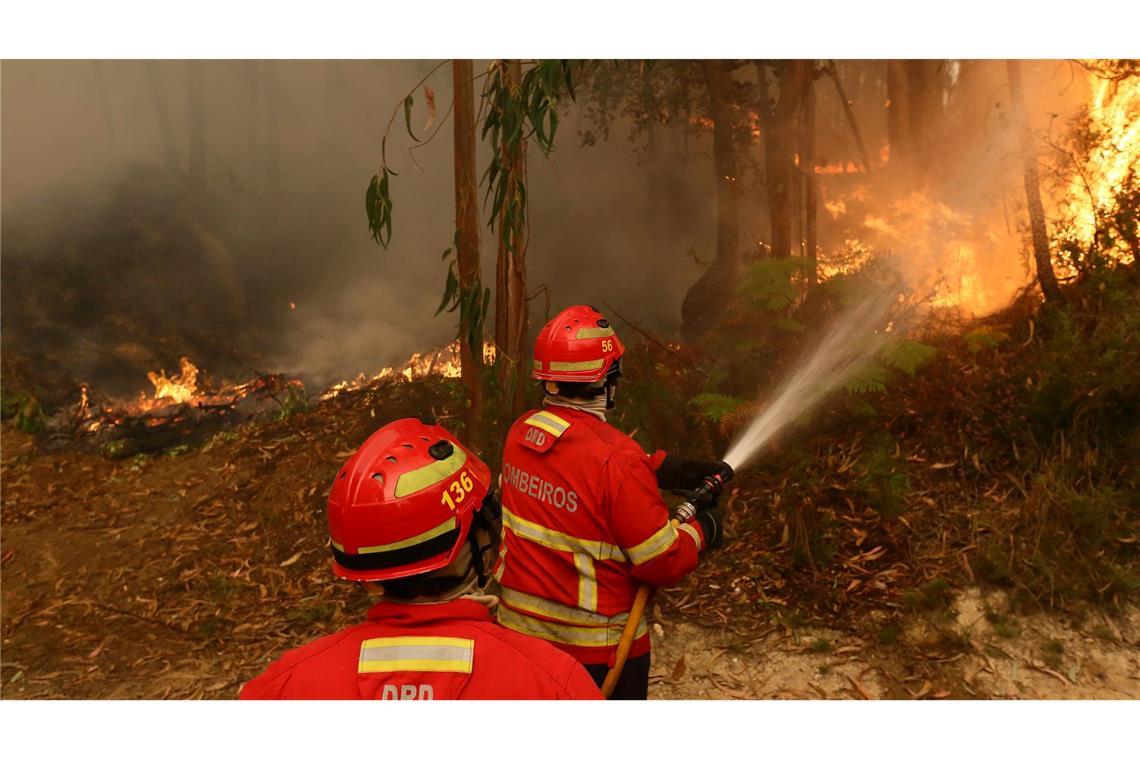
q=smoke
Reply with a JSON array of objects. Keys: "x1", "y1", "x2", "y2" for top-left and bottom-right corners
[
  {"x1": 0, "y1": 60, "x2": 1098, "y2": 405},
  {"x1": 0, "y1": 60, "x2": 715, "y2": 399}
]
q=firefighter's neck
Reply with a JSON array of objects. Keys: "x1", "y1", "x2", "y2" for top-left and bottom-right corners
[{"x1": 544, "y1": 393, "x2": 607, "y2": 421}]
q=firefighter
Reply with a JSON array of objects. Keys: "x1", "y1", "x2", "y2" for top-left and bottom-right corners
[
  {"x1": 240, "y1": 418, "x2": 602, "y2": 700},
  {"x1": 493, "y1": 304, "x2": 726, "y2": 699}
]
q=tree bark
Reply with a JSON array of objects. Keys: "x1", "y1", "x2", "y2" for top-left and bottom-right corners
[
  {"x1": 803, "y1": 71, "x2": 818, "y2": 286},
  {"x1": 187, "y1": 61, "x2": 207, "y2": 190},
  {"x1": 505, "y1": 60, "x2": 529, "y2": 419},
  {"x1": 681, "y1": 60, "x2": 742, "y2": 341},
  {"x1": 143, "y1": 62, "x2": 180, "y2": 174},
  {"x1": 768, "y1": 61, "x2": 810, "y2": 260},
  {"x1": 886, "y1": 60, "x2": 909, "y2": 164},
  {"x1": 905, "y1": 60, "x2": 942, "y2": 170},
  {"x1": 492, "y1": 61, "x2": 529, "y2": 417},
  {"x1": 452, "y1": 59, "x2": 484, "y2": 441},
  {"x1": 1007, "y1": 60, "x2": 1061, "y2": 304}
]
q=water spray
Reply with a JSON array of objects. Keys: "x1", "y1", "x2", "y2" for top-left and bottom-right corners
[{"x1": 603, "y1": 284, "x2": 903, "y2": 697}]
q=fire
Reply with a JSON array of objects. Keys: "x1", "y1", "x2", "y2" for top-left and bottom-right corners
[
  {"x1": 321, "y1": 341, "x2": 498, "y2": 400},
  {"x1": 147, "y1": 357, "x2": 199, "y2": 404},
  {"x1": 1055, "y1": 70, "x2": 1140, "y2": 265},
  {"x1": 814, "y1": 160, "x2": 864, "y2": 175}
]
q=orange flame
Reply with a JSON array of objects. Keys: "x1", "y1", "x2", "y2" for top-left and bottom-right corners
[{"x1": 147, "y1": 357, "x2": 199, "y2": 404}]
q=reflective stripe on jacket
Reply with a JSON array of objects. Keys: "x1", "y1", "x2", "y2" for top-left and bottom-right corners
[
  {"x1": 494, "y1": 405, "x2": 705, "y2": 666},
  {"x1": 239, "y1": 599, "x2": 602, "y2": 700}
]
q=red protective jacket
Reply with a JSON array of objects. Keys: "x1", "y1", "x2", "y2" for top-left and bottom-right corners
[
  {"x1": 494, "y1": 405, "x2": 708, "y2": 666},
  {"x1": 239, "y1": 599, "x2": 602, "y2": 700}
]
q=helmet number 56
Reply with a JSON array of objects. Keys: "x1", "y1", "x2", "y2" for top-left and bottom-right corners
[
  {"x1": 440, "y1": 469, "x2": 475, "y2": 511},
  {"x1": 601, "y1": 339, "x2": 614, "y2": 353}
]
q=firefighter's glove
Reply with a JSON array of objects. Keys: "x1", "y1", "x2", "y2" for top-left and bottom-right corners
[
  {"x1": 695, "y1": 509, "x2": 724, "y2": 552},
  {"x1": 657, "y1": 454, "x2": 724, "y2": 491}
]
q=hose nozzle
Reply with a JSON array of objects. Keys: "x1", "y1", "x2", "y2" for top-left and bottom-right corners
[{"x1": 672, "y1": 462, "x2": 734, "y2": 523}]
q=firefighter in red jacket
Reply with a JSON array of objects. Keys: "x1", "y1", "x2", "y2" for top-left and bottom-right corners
[
  {"x1": 240, "y1": 418, "x2": 602, "y2": 700},
  {"x1": 494, "y1": 304, "x2": 727, "y2": 699}
]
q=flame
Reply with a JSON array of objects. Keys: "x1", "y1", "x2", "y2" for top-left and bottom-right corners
[
  {"x1": 147, "y1": 357, "x2": 199, "y2": 404},
  {"x1": 321, "y1": 341, "x2": 497, "y2": 400},
  {"x1": 814, "y1": 160, "x2": 864, "y2": 175},
  {"x1": 1054, "y1": 70, "x2": 1140, "y2": 266}
]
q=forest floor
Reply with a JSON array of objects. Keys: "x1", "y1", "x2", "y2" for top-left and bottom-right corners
[{"x1": 2, "y1": 385, "x2": 1137, "y2": 699}]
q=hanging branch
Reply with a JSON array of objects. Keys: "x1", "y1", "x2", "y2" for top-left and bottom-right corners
[{"x1": 823, "y1": 61, "x2": 872, "y2": 172}]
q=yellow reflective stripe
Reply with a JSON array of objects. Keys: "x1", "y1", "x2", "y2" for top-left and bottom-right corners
[
  {"x1": 358, "y1": 636, "x2": 474, "y2": 674},
  {"x1": 626, "y1": 521, "x2": 680, "y2": 565},
  {"x1": 532, "y1": 359, "x2": 542, "y2": 370},
  {"x1": 356, "y1": 517, "x2": 456, "y2": 554},
  {"x1": 526, "y1": 410, "x2": 570, "y2": 437},
  {"x1": 493, "y1": 542, "x2": 507, "y2": 582},
  {"x1": 575, "y1": 326, "x2": 615, "y2": 340},
  {"x1": 330, "y1": 538, "x2": 345, "y2": 552},
  {"x1": 574, "y1": 553, "x2": 598, "y2": 612},
  {"x1": 548, "y1": 359, "x2": 605, "y2": 372},
  {"x1": 678, "y1": 522, "x2": 702, "y2": 552},
  {"x1": 500, "y1": 586, "x2": 617, "y2": 627},
  {"x1": 498, "y1": 606, "x2": 647, "y2": 648},
  {"x1": 393, "y1": 448, "x2": 468, "y2": 497},
  {"x1": 502, "y1": 507, "x2": 626, "y2": 562}
]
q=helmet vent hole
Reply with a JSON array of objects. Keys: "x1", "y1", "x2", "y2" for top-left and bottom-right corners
[
  {"x1": 385, "y1": 456, "x2": 397, "y2": 464},
  {"x1": 428, "y1": 440, "x2": 454, "y2": 461},
  {"x1": 338, "y1": 471, "x2": 346, "y2": 479},
  {"x1": 420, "y1": 436, "x2": 430, "y2": 442},
  {"x1": 371, "y1": 473, "x2": 384, "y2": 484},
  {"x1": 401, "y1": 443, "x2": 414, "y2": 449}
]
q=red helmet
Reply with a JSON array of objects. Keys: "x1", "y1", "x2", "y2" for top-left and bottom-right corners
[
  {"x1": 532, "y1": 304, "x2": 625, "y2": 383},
  {"x1": 327, "y1": 418, "x2": 492, "y2": 583}
]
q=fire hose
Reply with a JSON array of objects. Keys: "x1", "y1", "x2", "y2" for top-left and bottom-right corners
[{"x1": 600, "y1": 463, "x2": 734, "y2": 697}]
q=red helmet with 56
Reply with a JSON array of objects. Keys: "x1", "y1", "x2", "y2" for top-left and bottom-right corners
[
  {"x1": 327, "y1": 418, "x2": 492, "y2": 582},
  {"x1": 532, "y1": 304, "x2": 625, "y2": 384}
]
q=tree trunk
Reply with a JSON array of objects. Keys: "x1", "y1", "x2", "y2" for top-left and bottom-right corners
[
  {"x1": 885, "y1": 60, "x2": 909, "y2": 164},
  {"x1": 452, "y1": 59, "x2": 484, "y2": 441},
  {"x1": 769, "y1": 61, "x2": 810, "y2": 260},
  {"x1": 143, "y1": 62, "x2": 180, "y2": 174},
  {"x1": 681, "y1": 60, "x2": 741, "y2": 341},
  {"x1": 803, "y1": 71, "x2": 818, "y2": 286},
  {"x1": 187, "y1": 61, "x2": 207, "y2": 190},
  {"x1": 1007, "y1": 60, "x2": 1061, "y2": 304},
  {"x1": 905, "y1": 60, "x2": 943, "y2": 171},
  {"x1": 492, "y1": 61, "x2": 529, "y2": 417},
  {"x1": 505, "y1": 60, "x2": 529, "y2": 419}
]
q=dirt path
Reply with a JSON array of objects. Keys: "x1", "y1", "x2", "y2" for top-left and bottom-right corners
[{"x1": 649, "y1": 589, "x2": 1140, "y2": 699}]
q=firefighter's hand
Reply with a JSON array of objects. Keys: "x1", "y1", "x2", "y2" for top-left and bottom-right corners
[
  {"x1": 656, "y1": 454, "x2": 724, "y2": 491},
  {"x1": 694, "y1": 509, "x2": 724, "y2": 551}
]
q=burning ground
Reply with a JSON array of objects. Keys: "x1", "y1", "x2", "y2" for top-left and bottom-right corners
[{"x1": 2, "y1": 278, "x2": 1138, "y2": 699}]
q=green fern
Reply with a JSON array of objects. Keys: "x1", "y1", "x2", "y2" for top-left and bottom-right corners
[
  {"x1": 964, "y1": 328, "x2": 1009, "y2": 355},
  {"x1": 844, "y1": 363, "x2": 889, "y2": 394},
  {"x1": 882, "y1": 339, "x2": 937, "y2": 377},
  {"x1": 736, "y1": 259, "x2": 810, "y2": 312}
]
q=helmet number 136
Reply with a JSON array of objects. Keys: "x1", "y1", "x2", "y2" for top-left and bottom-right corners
[{"x1": 440, "y1": 470, "x2": 475, "y2": 511}]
